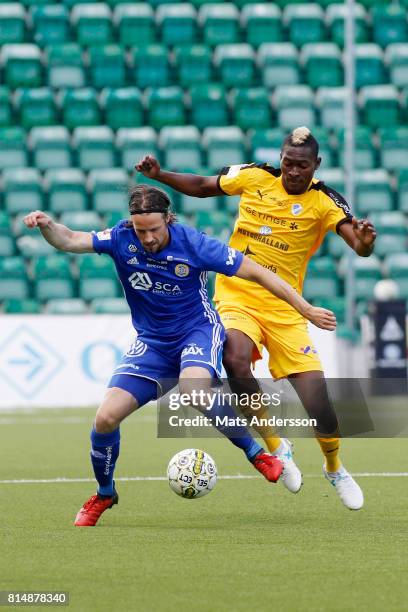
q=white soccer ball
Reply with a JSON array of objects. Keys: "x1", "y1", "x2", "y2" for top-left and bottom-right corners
[
  {"x1": 374, "y1": 279, "x2": 399, "y2": 301},
  {"x1": 167, "y1": 449, "x2": 217, "y2": 499}
]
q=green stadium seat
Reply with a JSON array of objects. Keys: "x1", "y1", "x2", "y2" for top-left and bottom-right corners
[
  {"x1": 16, "y1": 88, "x2": 57, "y2": 129},
  {"x1": 189, "y1": 0, "x2": 223, "y2": 7},
  {"x1": 3, "y1": 298, "x2": 41, "y2": 314},
  {"x1": 30, "y1": 126, "x2": 71, "y2": 170},
  {"x1": 203, "y1": 126, "x2": 246, "y2": 170},
  {"x1": 384, "y1": 253, "x2": 408, "y2": 299},
  {"x1": 117, "y1": 126, "x2": 158, "y2": 171},
  {"x1": 0, "y1": 257, "x2": 29, "y2": 300},
  {"x1": 369, "y1": 212, "x2": 408, "y2": 258},
  {"x1": 3, "y1": 168, "x2": 43, "y2": 214},
  {"x1": 386, "y1": 44, "x2": 408, "y2": 88},
  {"x1": 132, "y1": 171, "x2": 181, "y2": 211},
  {"x1": 160, "y1": 126, "x2": 202, "y2": 170},
  {"x1": 314, "y1": 297, "x2": 345, "y2": 324},
  {"x1": 62, "y1": 0, "x2": 94, "y2": 8},
  {"x1": 274, "y1": 85, "x2": 315, "y2": 130},
  {"x1": 379, "y1": 127, "x2": 408, "y2": 171},
  {"x1": 189, "y1": 83, "x2": 228, "y2": 129},
  {"x1": 372, "y1": 5, "x2": 408, "y2": 48},
  {"x1": 0, "y1": 86, "x2": 12, "y2": 126},
  {"x1": 360, "y1": 85, "x2": 400, "y2": 128},
  {"x1": 258, "y1": 42, "x2": 300, "y2": 88},
  {"x1": 91, "y1": 297, "x2": 128, "y2": 314},
  {"x1": 114, "y1": 4, "x2": 155, "y2": 47},
  {"x1": 199, "y1": 3, "x2": 240, "y2": 46},
  {"x1": 250, "y1": 127, "x2": 285, "y2": 166},
  {"x1": 72, "y1": 126, "x2": 116, "y2": 170},
  {"x1": 317, "y1": 168, "x2": 345, "y2": 194},
  {"x1": 47, "y1": 43, "x2": 85, "y2": 88},
  {"x1": 317, "y1": 87, "x2": 346, "y2": 130},
  {"x1": 340, "y1": 254, "x2": 382, "y2": 301},
  {"x1": 242, "y1": 4, "x2": 283, "y2": 47},
  {"x1": 230, "y1": 88, "x2": 270, "y2": 131},
  {"x1": 174, "y1": 45, "x2": 212, "y2": 87},
  {"x1": 88, "y1": 45, "x2": 126, "y2": 89},
  {"x1": 46, "y1": 168, "x2": 87, "y2": 213},
  {"x1": 89, "y1": 168, "x2": 128, "y2": 215},
  {"x1": 101, "y1": 87, "x2": 143, "y2": 129},
  {"x1": 303, "y1": 257, "x2": 339, "y2": 301},
  {"x1": 33, "y1": 254, "x2": 74, "y2": 301},
  {"x1": 0, "y1": 3, "x2": 26, "y2": 44},
  {"x1": 356, "y1": 169, "x2": 393, "y2": 214},
  {"x1": 301, "y1": 43, "x2": 343, "y2": 88},
  {"x1": 60, "y1": 210, "x2": 102, "y2": 233},
  {"x1": 32, "y1": 4, "x2": 70, "y2": 47},
  {"x1": 46, "y1": 298, "x2": 88, "y2": 314},
  {"x1": 146, "y1": 87, "x2": 185, "y2": 129},
  {"x1": 60, "y1": 88, "x2": 101, "y2": 129},
  {"x1": 78, "y1": 254, "x2": 119, "y2": 300},
  {"x1": 214, "y1": 44, "x2": 256, "y2": 88},
  {"x1": 71, "y1": 3, "x2": 113, "y2": 46},
  {"x1": 325, "y1": 232, "x2": 348, "y2": 259},
  {"x1": 337, "y1": 126, "x2": 376, "y2": 170},
  {"x1": 356, "y1": 44, "x2": 386, "y2": 88},
  {"x1": 180, "y1": 192, "x2": 221, "y2": 214},
  {"x1": 131, "y1": 45, "x2": 170, "y2": 88},
  {"x1": 0, "y1": 234, "x2": 14, "y2": 257},
  {"x1": 104, "y1": 211, "x2": 124, "y2": 227},
  {"x1": 1, "y1": 44, "x2": 42, "y2": 88},
  {"x1": 312, "y1": 127, "x2": 334, "y2": 169},
  {"x1": 284, "y1": 4, "x2": 325, "y2": 47},
  {"x1": 398, "y1": 169, "x2": 408, "y2": 212},
  {"x1": 354, "y1": 0, "x2": 388, "y2": 8},
  {"x1": 0, "y1": 211, "x2": 11, "y2": 236},
  {"x1": 326, "y1": 4, "x2": 369, "y2": 48},
  {"x1": 156, "y1": 3, "x2": 196, "y2": 46},
  {"x1": 16, "y1": 233, "x2": 54, "y2": 256},
  {"x1": 0, "y1": 127, "x2": 27, "y2": 168},
  {"x1": 194, "y1": 209, "x2": 231, "y2": 238}
]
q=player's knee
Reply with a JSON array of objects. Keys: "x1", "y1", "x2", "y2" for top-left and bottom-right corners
[
  {"x1": 95, "y1": 411, "x2": 119, "y2": 433},
  {"x1": 223, "y1": 351, "x2": 252, "y2": 378}
]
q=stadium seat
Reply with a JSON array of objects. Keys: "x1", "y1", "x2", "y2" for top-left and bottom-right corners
[
  {"x1": 398, "y1": 169, "x2": 408, "y2": 212},
  {"x1": 203, "y1": 126, "x2": 246, "y2": 170},
  {"x1": 180, "y1": 191, "x2": 221, "y2": 214},
  {"x1": 71, "y1": 4, "x2": 113, "y2": 47},
  {"x1": 60, "y1": 88, "x2": 101, "y2": 129},
  {"x1": 384, "y1": 253, "x2": 408, "y2": 298},
  {"x1": 159, "y1": 126, "x2": 202, "y2": 170},
  {"x1": 274, "y1": 85, "x2": 315, "y2": 130},
  {"x1": 16, "y1": 233, "x2": 54, "y2": 256},
  {"x1": 88, "y1": 168, "x2": 129, "y2": 215},
  {"x1": 317, "y1": 87, "x2": 347, "y2": 130},
  {"x1": 0, "y1": 257, "x2": 29, "y2": 300},
  {"x1": 199, "y1": 4, "x2": 240, "y2": 46},
  {"x1": 46, "y1": 168, "x2": 88, "y2": 213},
  {"x1": 242, "y1": 4, "x2": 283, "y2": 47},
  {"x1": 0, "y1": 3, "x2": 26, "y2": 45},
  {"x1": 15, "y1": 88, "x2": 57, "y2": 129},
  {"x1": 146, "y1": 87, "x2": 186, "y2": 129},
  {"x1": 174, "y1": 45, "x2": 212, "y2": 87},
  {"x1": 78, "y1": 254, "x2": 119, "y2": 300},
  {"x1": 3, "y1": 298, "x2": 41, "y2": 314},
  {"x1": 303, "y1": 257, "x2": 339, "y2": 301},
  {"x1": 386, "y1": 44, "x2": 408, "y2": 88},
  {"x1": 369, "y1": 212, "x2": 408, "y2": 257},
  {"x1": 60, "y1": 210, "x2": 102, "y2": 233},
  {"x1": 156, "y1": 3, "x2": 197, "y2": 46},
  {"x1": 33, "y1": 254, "x2": 75, "y2": 302},
  {"x1": 1, "y1": 44, "x2": 42, "y2": 88},
  {"x1": 230, "y1": 88, "x2": 270, "y2": 131},
  {"x1": 355, "y1": 44, "x2": 386, "y2": 88},
  {"x1": 314, "y1": 296, "x2": 346, "y2": 324},
  {"x1": 72, "y1": 126, "x2": 116, "y2": 170},
  {"x1": 326, "y1": 4, "x2": 369, "y2": 48},
  {"x1": 340, "y1": 254, "x2": 382, "y2": 301},
  {"x1": 3, "y1": 168, "x2": 43, "y2": 214},
  {"x1": 47, "y1": 43, "x2": 85, "y2": 89},
  {"x1": 32, "y1": 4, "x2": 70, "y2": 47},
  {"x1": 284, "y1": 4, "x2": 325, "y2": 47},
  {"x1": 0, "y1": 211, "x2": 14, "y2": 255},
  {"x1": 90, "y1": 297, "x2": 128, "y2": 314},
  {"x1": 101, "y1": 87, "x2": 143, "y2": 129},
  {"x1": 372, "y1": 5, "x2": 408, "y2": 48},
  {"x1": 46, "y1": 298, "x2": 88, "y2": 314},
  {"x1": 30, "y1": 126, "x2": 71, "y2": 170},
  {"x1": 257, "y1": 43, "x2": 300, "y2": 88},
  {"x1": 116, "y1": 126, "x2": 158, "y2": 171},
  {"x1": 189, "y1": 83, "x2": 228, "y2": 129},
  {"x1": 312, "y1": 127, "x2": 334, "y2": 169},
  {"x1": 131, "y1": 45, "x2": 170, "y2": 89},
  {"x1": 0, "y1": 127, "x2": 27, "y2": 168},
  {"x1": 337, "y1": 126, "x2": 376, "y2": 170},
  {"x1": 132, "y1": 172, "x2": 181, "y2": 210},
  {"x1": 0, "y1": 86, "x2": 12, "y2": 126},
  {"x1": 301, "y1": 43, "x2": 343, "y2": 88},
  {"x1": 88, "y1": 45, "x2": 126, "y2": 89},
  {"x1": 63, "y1": 0, "x2": 95, "y2": 8},
  {"x1": 326, "y1": 231, "x2": 349, "y2": 258},
  {"x1": 356, "y1": 169, "x2": 393, "y2": 214},
  {"x1": 114, "y1": 4, "x2": 155, "y2": 47},
  {"x1": 317, "y1": 168, "x2": 345, "y2": 194},
  {"x1": 360, "y1": 85, "x2": 400, "y2": 128},
  {"x1": 250, "y1": 127, "x2": 285, "y2": 166},
  {"x1": 379, "y1": 127, "x2": 408, "y2": 171},
  {"x1": 214, "y1": 44, "x2": 256, "y2": 88}
]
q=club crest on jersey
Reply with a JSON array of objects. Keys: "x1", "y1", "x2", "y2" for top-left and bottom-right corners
[
  {"x1": 292, "y1": 203, "x2": 303, "y2": 216},
  {"x1": 128, "y1": 244, "x2": 139, "y2": 253},
  {"x1": 259, "y1": 225, "x2": 272, "y2": 235},
  {"x1": 174, "y1": 263, "x2": 190, "y2": 277},
  {"x1": 181, "y1": 344, "x2": 204, "y2": 357}
]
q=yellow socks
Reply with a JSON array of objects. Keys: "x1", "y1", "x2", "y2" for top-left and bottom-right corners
[{"x1": 317, "y1": 437, "x2": 341, "y2": 472}]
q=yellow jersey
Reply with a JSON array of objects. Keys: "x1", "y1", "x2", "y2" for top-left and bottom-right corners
[{"x1": 214, "y1": 163, "x2": 352, "y2": 323}]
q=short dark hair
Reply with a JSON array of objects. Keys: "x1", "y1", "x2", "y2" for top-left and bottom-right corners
[
  {"x1": 282, "y1": 126, "x2": 319, "y2": 158},
  {"x1": 129, "y1": 185, "x2": 176, "y2": 223}
]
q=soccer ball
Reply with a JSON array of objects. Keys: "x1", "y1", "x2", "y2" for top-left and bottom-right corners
[
  {"x1": 374, "y1": 279, "x2": 399, "y2": 301},
  {"x1": 167, "y1": 449, "x2": 217, "y2": 499}
]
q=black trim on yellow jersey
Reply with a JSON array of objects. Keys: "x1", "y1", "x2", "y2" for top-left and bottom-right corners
[
  {"x1": 311, "y1": 181, "x2": 353, "y2": 217},
  {"x1": 336, "y1": 217, "x2": 352, "y2": 234},
  {"x1": 216, "y1": 173, "x2": 227, "y2": 194}
]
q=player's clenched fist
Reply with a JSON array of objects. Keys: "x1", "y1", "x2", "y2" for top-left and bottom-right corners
[
  {"x1": 23, "y1": 210, "x2": 52, "y2": 229},
  {"x1": 135, "y1": 155, "x2": 161, "y2": 178},
  {"x1": 308, "y1": 307, "x2": 337, "y2": 331}
]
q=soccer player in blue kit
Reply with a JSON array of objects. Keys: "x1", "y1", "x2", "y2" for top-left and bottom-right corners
[{"x1": 23, "y1": 185, "x2": 336, "y2": 527}]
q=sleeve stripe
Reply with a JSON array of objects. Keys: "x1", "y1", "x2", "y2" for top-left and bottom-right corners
[
  {"x1": 336, "y1": 217, "x2": 352, "y2": 234},
  {"x1": 216, "y1": 174, "x2": 228, "y2": 195}
]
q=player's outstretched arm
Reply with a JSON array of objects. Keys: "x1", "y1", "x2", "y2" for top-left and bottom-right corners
[
  {"x1": 235, "y1": 257, "x2": 337, "y2": 331},
  {"x1": 135, "y1": 155, "x2": 221, "y2": 198},
  {"x1": 23, "y1": 210, "x2": 94, "y2": 253},
  {"x1": 339, "y1": 217, "x2": 376, "y2": 257}
]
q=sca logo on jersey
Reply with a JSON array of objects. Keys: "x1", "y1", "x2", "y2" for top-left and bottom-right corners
[
  {"x1": 175, "y1": 263, "x2": 190, "y2": 277},
  {"x1": 291, "y1": 203, "x2": 303, "y2": 216},
  {"x1": 181, "y1": 344, "x2": 204, "y2": 357},
  {"x1": 259, "y1": 225, "x2": 272, "y2": 235},
  {"x1": 128, "y1": 271, "x2": 182, "y2": 295}
]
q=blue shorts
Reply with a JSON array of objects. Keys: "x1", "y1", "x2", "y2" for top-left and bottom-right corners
[{"x1": 108, "y1": 323, "x2": 225, "y2": 407}]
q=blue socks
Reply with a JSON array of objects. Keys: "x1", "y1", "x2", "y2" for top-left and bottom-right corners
[{"x1": 90, "y1": 426, "x2": 120, "y2": 497}]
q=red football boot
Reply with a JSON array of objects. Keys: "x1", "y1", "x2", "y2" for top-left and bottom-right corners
[
  {"x1": 74, "y1": 491, "x2": 118, "y2": 527},
  {"x1": 253, "y1": 453, "x2": 283, "y2": 483}
]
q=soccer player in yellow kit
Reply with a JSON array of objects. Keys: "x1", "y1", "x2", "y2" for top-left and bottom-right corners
[{"x1": 137, "y1": 127, "x2": 377, "y2": 510}]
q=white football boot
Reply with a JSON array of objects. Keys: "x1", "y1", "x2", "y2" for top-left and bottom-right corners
[
  {"x1": 273, "y1": 438, "x2": 303, "y2": 493},
  {"x1": 323, "y1": 464, "x2": 364, "y2": 510}
]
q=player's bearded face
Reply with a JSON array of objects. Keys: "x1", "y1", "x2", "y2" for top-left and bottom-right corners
[
  {"x1": 131, "y1": 213, "x2": 170, "y2": 253},
  {"x1": 280, "y1": 146, "x2": 321, "y2": 195}
]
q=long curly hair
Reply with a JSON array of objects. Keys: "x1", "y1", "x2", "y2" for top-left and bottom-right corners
[{"x1": 128, "y1": 185, "x2": 177, "y2": 224}]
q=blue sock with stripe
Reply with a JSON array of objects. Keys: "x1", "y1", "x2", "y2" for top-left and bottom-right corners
[{"x1": 90, "y1": 426, "x2": 120, "y2": 497}]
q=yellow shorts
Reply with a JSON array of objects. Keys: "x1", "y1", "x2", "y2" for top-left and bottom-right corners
[{"x1": 217, "y1": 303, "x2": 323, "y2": 379}]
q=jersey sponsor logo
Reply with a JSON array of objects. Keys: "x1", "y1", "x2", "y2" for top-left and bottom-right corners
[
  {"x1": 128, "y1": 244, "x2": 139, "y2": 252},
  {"x1": 126, "y1": 340, "x2": 148, "y2": 357},
  {"x1": 289, "y1": 222, "x2": 298, "y2": 230},
  {"x1": 226, "y1": 164, "x2": 246, "y2": 178},
  {"x1": 238, "y1": 228, "x2": 289, "y2": 252},
  {"x1": 175, "y1": 263, "x2": 190, "y2": 277},
  {"x1": 245, "y1": 207, "x2": 287, "y2": 226},
  {"x1": 291, "y1": 204, "x2": 303, "y2": 216},
  {"x1": 96, "y1": 229, "x2": 112, "y2": 241},
  {"x1": 181, "y1": 344, "x2": 204, "y2": 357},
  {"x1": 128, "y1": 271, "x2": 182, "y2": 295},
  {"x1": 127, "y1": 256, "x2": 139, "y2": 265},
  {"x1": 226, "y1": 247, "x2": 237, "y2": 266},
  {"x1": 259, "y1": 225, "x2": 272, "y2": 235},
  {"x1": 327, "y1": 190, "x2": 352, "y2": 215}
]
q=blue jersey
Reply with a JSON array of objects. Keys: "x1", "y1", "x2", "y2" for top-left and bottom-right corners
[{"x1": 92, "y1": 221, "x2": 243, "y2": 341}]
